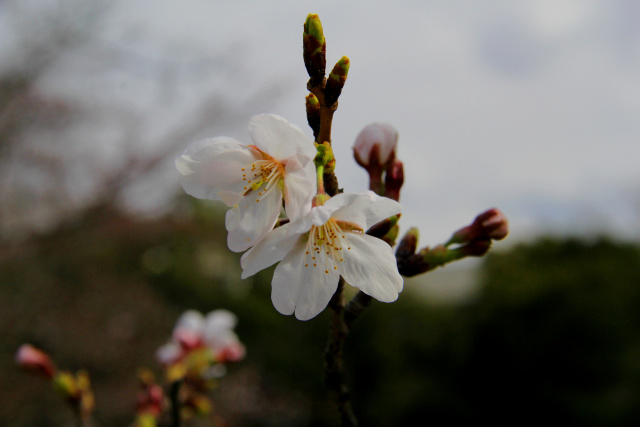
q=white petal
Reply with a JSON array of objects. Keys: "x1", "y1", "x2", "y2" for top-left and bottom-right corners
[
  {"x1": 271, "y1": 240, "x2": 340, "y2": 320},
  {"x1": 204, "y1": 309, "x2": 237, "y2": 331},
  {"x1": 240, "y1": 223, "x2": 302, "y2": 279},
  {"x1": 203, "y1": 310, "x2": 239, "y2": 350},
  {"x1": 282, "y1": 156, "x2": 316, "y2": 222},
  {"x1": 249, "y1": 114, "x2": 316, "y2": 160},
  {"x1": 156, "y1": 342, "x2": 182, "y2": 365},
  {"x1": 339, "y1": 232, "x2": 403, "y2": 302},
  {"x1": 173, "y1": 310, "x2": 205, "y2": 335},
  {"x1": 329, "y1": 192, "x2": 402, "y2": 230},
  {"x1": 175, "y1": 137, "x2": 260, "y2": 205},
  {"x1": 225, "y1": 183, "x2": 282, "y2": 252}
]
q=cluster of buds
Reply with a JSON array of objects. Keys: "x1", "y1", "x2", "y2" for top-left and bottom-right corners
[
  {"x1": 15, "y1": 344, "x2": 95, "y2": 422},
  {"x1": 396, "y1": 209, "x2": 509, "y2": 277},
  {"x1": 133, "y1": 369, "x2": 165, "y2": 427},
  {"x1": 353, "y1": 123, "x2": 403, "y2": 201}
]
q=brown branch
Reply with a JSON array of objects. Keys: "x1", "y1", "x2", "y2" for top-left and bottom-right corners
[{"x1": 324, "y1": 278, "x2": 358, "y2": 426}]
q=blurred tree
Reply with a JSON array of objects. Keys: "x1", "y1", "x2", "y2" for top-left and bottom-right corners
[
  {"x1": 348, "y1": 237, "x2": 640, "y2": 426},
  {"x1": 0, "y1": 0, "x2": 281, "y2": 242}
]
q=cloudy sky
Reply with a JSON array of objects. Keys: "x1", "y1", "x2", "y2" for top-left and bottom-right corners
[{"x1": 6, "y1": 0, "x2": 640, "y2": 247}]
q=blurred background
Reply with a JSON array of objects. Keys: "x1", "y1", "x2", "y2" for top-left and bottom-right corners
[{"x1": 1, "y1": 0, "x2": 640, "y2": 425}]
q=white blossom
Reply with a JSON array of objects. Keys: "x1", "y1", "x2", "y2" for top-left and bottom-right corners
[
  {"x1": 176, "y1": 114, "x2": 317, "y2": 252},
  {"x1": 241, "y1": 192, "x2": 403, "y2": 320}
]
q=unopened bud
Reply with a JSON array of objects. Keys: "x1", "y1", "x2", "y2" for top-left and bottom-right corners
[
  {"x1": 216, "y1": 342, "x2": 246, "y2": 363},
  {"x1": 325, "y1": 56, "x2": 350, "y2": 105},
  {"x1": 303, "y1": 14, "x2": 326, "y2": 85},
  {"x1": 384, "y1": 160, "x2": 404, "y2": 201},
  {"x1": 354, "y1": 123, "x2": 399, "y2": 195},
  {"x1": 174, "y1": 328, "x2": 202, "y2": 351},
  {"x1": 448, "y1": 208, "x2": 509, "y2": 245},
  {"x1": 456, "y1": 238, "x2": 492, "y2": 257},
  {"x1": 396, "y1": 227, "x2": 419, "y2": 259},
  {"x1": 53, "y1": 371, "x2": 79, "y2": 399},
  {"x1": 367, "y1": 214, "x2": 400, "y2": 239},
  {"x1": 353, "y1": 123, "x2": 398, "y2": 169},
  {"x1": 304, "y1": 14, "x2": 325, "y2": 47},
  {"x1": 15, "y1": 344, "x2": 56, "y2": 379},
  {"x1": 305, "y1": 93, "x2": 321, "y2": 138}
]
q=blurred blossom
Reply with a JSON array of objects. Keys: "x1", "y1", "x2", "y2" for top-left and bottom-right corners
[{"x1": 157, "y1": 309, "x2": 245, "y2": 371}]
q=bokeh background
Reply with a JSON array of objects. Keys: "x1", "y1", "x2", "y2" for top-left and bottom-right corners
[{"x1": 2, "y1": 0, "x2": 640, "y2": 425}]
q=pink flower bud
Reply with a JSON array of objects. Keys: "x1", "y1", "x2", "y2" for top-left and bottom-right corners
[
  {"x1": 458, "y1": 238, "x2": 492, "y2": 257},
  {"x1": 216, "y1": 342, "x2": 246, "y2": 363},
  {"x1": 353, "y1": 123, "x2": 398, "y2": 169},
  {"x1": 449, "y1": 208, "x2": 509, "y2": 245},
  {"x1": 15, "y1": 344, "x2": 56, "y2": 379},
  {"x1": 174, "y1": 327, "x2": 203, "y2": 351}
]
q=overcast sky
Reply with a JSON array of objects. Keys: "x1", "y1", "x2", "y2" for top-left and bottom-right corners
[{"x1": 6, "y1": 0, "x2": 640, "y2": 248}]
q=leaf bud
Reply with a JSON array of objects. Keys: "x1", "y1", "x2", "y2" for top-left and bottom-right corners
[
  {"x1": 303, "y1": 14, "x2": 326, "y2": 85},
  {"x1": 325, "y1": 56, "x2": 350, "y2": 105}
]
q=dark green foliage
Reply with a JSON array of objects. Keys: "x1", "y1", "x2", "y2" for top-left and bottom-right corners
[{"x1": 3, "y1": 200, "x2": 640, "y2": 426}]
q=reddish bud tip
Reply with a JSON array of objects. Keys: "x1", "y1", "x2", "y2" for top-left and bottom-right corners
[
  {"x1": 449, "y1": 208, "x2": 509, "y2": 245},
  {"x1": 216, "y1": 342, "x2": 246, "y2": 363},
  {"x1": 458, "y1": 238, "x2": 492, "y2": 257},
  {"x1": 15, "y1": 344, "x2": 56, "y2": 379}
]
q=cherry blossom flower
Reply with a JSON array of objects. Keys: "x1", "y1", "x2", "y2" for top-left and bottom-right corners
[
  {"x1": 176, "y1": 114, "x2": 317, "y2": 252},
  {"x1": 240, "y1": 192, "x2": 404, "y2": 320},
  {"x1": 156, "y1": 309, "x2": 245, "y2": 368}
]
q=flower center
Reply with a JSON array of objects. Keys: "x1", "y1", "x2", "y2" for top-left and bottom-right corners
[
  {"x1": 303, "y1": 219, "x2": 363, "y2": 274},
  {"x1": 240, "y1": 147, "x2": 286, "y2": 203}
]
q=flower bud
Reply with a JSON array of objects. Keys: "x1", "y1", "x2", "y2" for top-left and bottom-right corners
[
  {"x1": 353, "y1": 123, "x2": 398, "y2": 169},
  {"x1": 448, "y1": 208, "x2": 509, "y2": 245},
  {"x1": 174, "y1": 327, "x2": 203, "y2": 351},
  {"x1": 396, "y1": 227, "x2": 418, "y2": 259},
  {"x1": 384, "y1": 160, "x2": 404, "y2": 201},
  {"x1": 15, "y1": 344, "x2": 56, "y2": 379},
  {"x1": 456, "y1": 238, "x2": 492, "y2": 257},
  {"x1": 216, "y1": 341, "x2": 246, "y2": 363},
  {"x1": 53, "y1": 371, "x2": 79, "y2": 399}
]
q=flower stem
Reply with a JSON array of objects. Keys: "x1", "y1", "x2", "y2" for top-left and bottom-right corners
[
  {"x1": 324, "y1": 278, "x2": 358, "y2": 426},
  {"x1": 316, "y1": 163, "x2": 325, "y2": 194},
  {"x1": 169, "y1": 380, "x2": 183, "y2": 427}
]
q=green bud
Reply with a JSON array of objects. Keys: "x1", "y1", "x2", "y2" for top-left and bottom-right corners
[
  {"x1": 303, "y1": 14, "x2": 327, "y2": 84},
  {"x1": 329, "y1": 56, "x2": 350, "y2": 82},
  {"x1": 306, "y1": 93, "x2": 321, "y2": 138},
  {"x1": 306, "y1": 92, "x2": 319, "y2": 107},
  {"x1": 325, "y1": 56, "x2": 350, "y2": 105},
  {"x1": 53, "y1": 371, "x2": 78, "y2": 398},
  {"x1": 304, "y1": 14, "x2": 325, "y2": 47}
]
